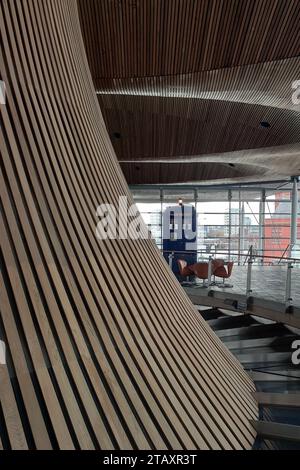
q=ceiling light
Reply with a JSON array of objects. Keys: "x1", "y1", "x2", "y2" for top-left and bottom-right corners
[{"x1": 260, "y1": 121, "x2": 271, "y2": 128}]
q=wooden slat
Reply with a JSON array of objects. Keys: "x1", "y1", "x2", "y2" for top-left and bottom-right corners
[
  {"x1": 0, "y1": 0, "x2": 258, "y2": 449},
  {"x1": 0, "y1": 365, "x2": 28, "y2": 450}
]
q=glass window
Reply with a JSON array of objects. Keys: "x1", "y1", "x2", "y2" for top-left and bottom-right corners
[{"x1": 132, "y1": 186, "x2": 296, "y2": 265}]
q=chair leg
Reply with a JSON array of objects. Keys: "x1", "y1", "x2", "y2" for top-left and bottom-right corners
[
  {"x1": 180, "y1": 275, "x2": 195, "y2": 287},
  {"x1": 221, "y1": 277, "x2": 233, "y2": 288},
  {"x1": 194, "y1": 278, "x2": 208, "y2": 288}
]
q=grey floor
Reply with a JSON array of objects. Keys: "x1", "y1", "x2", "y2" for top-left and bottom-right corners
[{"x1": 194, "y1": 265, "x2": 300, "y2": 307}]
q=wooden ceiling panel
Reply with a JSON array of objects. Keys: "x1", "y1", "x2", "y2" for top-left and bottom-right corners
[
  {"x1": 78, "y1": 0, "x2": 300, "y2": 184},
  {"x1": 98, "y1": 94, "x2": 300, "y2": 159},
  {"x1": 95, "y1": 57, "x2": 300, "y2": 111},
  {"x1": 78, "y1": 0, "x2": 300, "y2": 78},
  {"x1": 121, "y1": 161, "x2": 265, "y2": 184}
]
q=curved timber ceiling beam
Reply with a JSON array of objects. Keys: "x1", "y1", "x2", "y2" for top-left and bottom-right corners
[
  {"x1": 120, "y1": 161, "x2": 269, "y2": 185},
  {"x1": 1, "y1": 0, "x2": 257, "y2": 450},
  {"x1": 119, "y1": 144, "x2": 300, "y2": 185},
  {"x1": 121, "y1": 143, "x2": 300, "y2": 164},
  {"x1": 96, "y1": 57, "x2": 300, "y2": 113}
]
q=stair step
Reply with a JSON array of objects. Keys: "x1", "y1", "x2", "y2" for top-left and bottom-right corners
[
  {"x1": 251, "y1": 420, "x2": 300, "y2": 443},
  {"x1": 253, "y1": 392, "x2": 300, "y2": 407}
]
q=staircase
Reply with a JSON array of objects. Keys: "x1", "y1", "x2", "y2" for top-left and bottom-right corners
[{"x1": 199, "y1": 307, "x2": 300, "y2": 449}]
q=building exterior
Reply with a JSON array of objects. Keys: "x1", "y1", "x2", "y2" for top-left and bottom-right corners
[{"x1": 264, "y1": 192, "x2": 300, "y2": 259}]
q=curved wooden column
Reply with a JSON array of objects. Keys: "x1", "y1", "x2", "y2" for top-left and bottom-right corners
[{"x1": 0, "y1": 0, "x2": 257, "y2": 449}]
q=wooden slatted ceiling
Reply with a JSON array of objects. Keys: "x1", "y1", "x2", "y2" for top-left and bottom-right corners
[
  {"x1": 98, "y1": 94, "x2": 300, "y2": 158},
  {"x1": 78, "y1": 0, "x2": 300, "y2": 79},
  {"x1": 1, "y1": 0, "x2": 257, "y2": 450},
  {"x1": 95, "y1": 57, "x2": 300, "y2": 111},
  {"x1": 118, "y1": 144, "x2": 300, "y2": 184},
  {"x1": 121, "y1": 161, "x2": 266, "y2": 185},
  {"x1": 97, "y1": 86, "x2": 300, "y2": 182},
  {"x1": 98, "y1": 90, "x2": 300, "y2": 183},
  {"x1": 78, "y1": 0, "x2": 300, "y2": 184}
]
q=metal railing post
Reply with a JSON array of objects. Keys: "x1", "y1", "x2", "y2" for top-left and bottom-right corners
[
  {"x1": 160, "y1": 188, "x2": 163, "y2": 246},
  {"x1": 207, "y1": 256, "x2": 213, "y2": 286},
  {"x1": 285, "y1": 262, "x2": 293, "y2": 307},
  {"x1": 228, "y1": 189, "x2": 232, "y2": 261},
  {"x1": 246, "y1": 246, "x2": 253, "y2": 297},
  {"x1": 290, "y1": 177, "x2": 299, "y2": 257},
  {"x1": 259, "y1": 189, "x2": 265, "y2": 265},
  {"x1": 168, "y1": 252, "x2": 174, "y2": 270}
]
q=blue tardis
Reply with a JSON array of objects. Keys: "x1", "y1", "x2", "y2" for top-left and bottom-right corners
[{"x1": 163, "y1": 203, "x2": 197, "y2": 279}]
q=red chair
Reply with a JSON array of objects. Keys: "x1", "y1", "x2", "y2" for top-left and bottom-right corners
[
  {"x1": 213, "y1": 261, "x2": 234, "y2": 287},
  {"x1": 190, "y1": 262, "x2": 209, "y2": 286},
  {"x1": 177, "y1": 259, "x2": 194, "y2": 284},
  {"x1": 211, "y1": 258, "x2": 225, "y2": 285},
  {"x1": 212, "y1": 259, "x2": 225, "y2": 270}
]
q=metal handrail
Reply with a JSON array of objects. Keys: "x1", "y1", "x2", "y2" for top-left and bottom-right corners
[
  {"x1": 160, "y1": 248, "x2": 300, "y2": 264},
  {"x1": 278, "y1": 243, "x2": 294, "y2": 264},
  {"x1": 163, "y1": 246, "x2": 299, "y2": 306}
]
